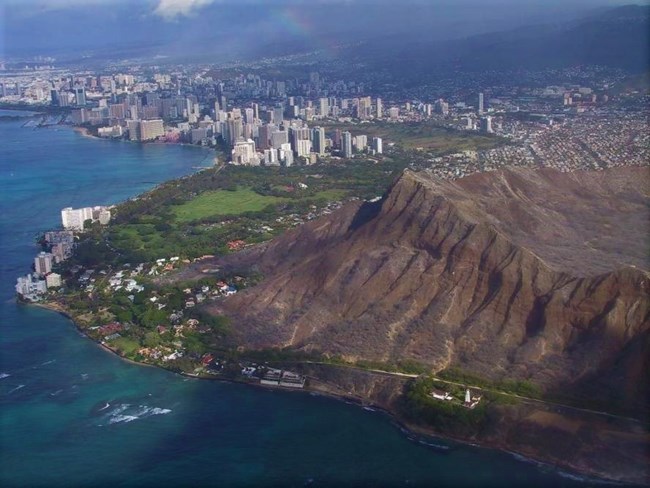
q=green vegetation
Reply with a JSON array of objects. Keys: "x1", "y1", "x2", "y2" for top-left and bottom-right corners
[
  {"x1": 438, "y1": 367, "x2": 542, "y2": 399},
  {"x1": 172, "y1": 188, "x2": 288, "y2": 222},
  {"x1": 111, "y1": 337, "x2": 140, "y2": 356},
  {"x1": 320, "y1": 120, "x2": 506, "y2": 153},
  {"x1": 402, "y1": 376, "x2": 489, "y2": 432},
  {"x1": 65, "y1": 159, "x2": 411, "y2": 266}
]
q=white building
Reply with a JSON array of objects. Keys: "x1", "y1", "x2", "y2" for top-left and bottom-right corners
[
  {"x1": 34, "y1": 252, "x2": 53, "y2": 276},
  {"x1": 15, "y1": 274, "x2": 47, "y2": 299},
  {"x1": 61, "y1": 206, "x2": 110, "y2": 230},
  {"x1": 354, "y1": 135, "x2": 367, "y2": 152},
  {"x1": 231, "y1": 139, "x2": 258, "y2": 165},
  {"x1": 140, "y1": 119, "x2": 164, "y2": 141},
  {"x1": 295, "y1": 139, "x2": 312, "y2": 159},
  {"x1": 342, "y1": 131, "x2": 353, "y2": 158},
  {"x1": 46, "y1": 273, "x2": 62, "y2": 288}
]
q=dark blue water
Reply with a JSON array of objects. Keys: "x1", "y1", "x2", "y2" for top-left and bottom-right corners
[{"x1": 0, "y1": 116, "x2": 602, "y2": 487}]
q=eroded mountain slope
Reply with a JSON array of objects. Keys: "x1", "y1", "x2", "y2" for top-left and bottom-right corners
[{"x1": 213, "y1": 167, "x2": 650, "y2": 410}]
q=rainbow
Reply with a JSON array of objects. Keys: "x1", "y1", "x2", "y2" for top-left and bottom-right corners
[{"x1": 272, "y1": 7, "x2": 340, "y2": 57}]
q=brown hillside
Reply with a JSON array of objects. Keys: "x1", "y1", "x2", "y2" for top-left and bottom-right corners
[{"x1": 213, "y1": 167, "x2": 650, "y2": 411}]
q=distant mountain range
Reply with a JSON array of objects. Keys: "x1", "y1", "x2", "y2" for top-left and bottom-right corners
[
  {"x1": 449, "y1": 4, "x2": 650, "y2": 72},
  {"x1": 3, "y1": 2, "x2": 647, "y2": 74},
  {"x1": 359, "y1": 4, "x2": 650, "y2": 78}
]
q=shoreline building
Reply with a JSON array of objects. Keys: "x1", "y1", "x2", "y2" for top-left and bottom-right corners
[
  {"x1": 61, "y1": 206, "x2": 111, "y2": 231},
  {"x1": 34, "y1": 252, "x2": 54, "y2": 276},
  {"x1": 15, "y1": 274, "x2": 47, "y2": 301}
]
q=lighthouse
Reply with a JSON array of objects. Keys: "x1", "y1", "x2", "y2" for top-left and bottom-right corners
[{"x1": 465, "y1": 389, "x2": 471, "y2": 404}]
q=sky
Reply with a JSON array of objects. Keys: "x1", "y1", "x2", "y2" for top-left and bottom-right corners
[{"x1": 0, "y1": 0, "x2": 645, "y2": 62}]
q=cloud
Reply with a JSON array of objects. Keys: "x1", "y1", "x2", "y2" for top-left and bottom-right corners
[{"x1": 153, "y1": 0, "x2": 217, "y2": 19}]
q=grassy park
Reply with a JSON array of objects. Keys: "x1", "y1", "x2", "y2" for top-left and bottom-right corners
[{"x1": 172, "y1": 188, "x2": 288, "y2": 222}]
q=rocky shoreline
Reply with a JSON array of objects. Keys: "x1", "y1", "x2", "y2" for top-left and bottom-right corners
[{"x1": 26, "y1": 299, "x2": 648, "y2": 485}]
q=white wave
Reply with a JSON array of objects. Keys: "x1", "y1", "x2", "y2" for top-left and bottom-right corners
[
  {"x1": 147, "y1": 407, "x2": 172, "y2": 416},
  {"x1": 556, "y1": 470, "x2": 616, "y2": 485},
  {"x1": 80, "y1": 373, "x2": 89, "y2": 380},
  {"x1": 109, "y1": 415, "x2": 139, "y2": 424},
  {"x1": 108, "y1": 403, "x2": 130, "y2": 416},
  {"x1": 50, "y1": 389, "x2": 64, "y2": 397},
  {"x1": 98, "y1": 402, "x2": 111, "y2": 411},
  {"x1": 40, "y1": 360, "x2": 56, "y2": 366},
  {"x1": 0, "y1": 373, "x2": 10, "y2": 380},
  {"x1": 8, "y1": 384, "x2": 25, "y2": 394},
  {"x1": 418, "y1": 440, "x2": 450, "y2": 450},
  {"x1": 102, "y1": 404, "x2": 171, "y2": 426}
]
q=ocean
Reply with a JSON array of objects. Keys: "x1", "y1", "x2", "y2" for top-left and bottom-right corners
[{"x1": 0, "y1": 113, "x2": 601, "y2": 487}]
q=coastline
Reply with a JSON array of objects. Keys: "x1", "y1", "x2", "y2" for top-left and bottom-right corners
[
  {"x1": 26, "y1": 298, "x2": 639, "y2": 485},
  {"x1": 71, "y1": 125, "x2": 220, "y2": 165},
  {"x1": 72, "y1": 126, "x2": 95, "y2": 139}
]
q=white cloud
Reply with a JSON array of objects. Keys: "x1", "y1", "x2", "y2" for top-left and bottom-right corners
[{"x1": 153, "y1": 0, "x2": 217, "y2": 19}]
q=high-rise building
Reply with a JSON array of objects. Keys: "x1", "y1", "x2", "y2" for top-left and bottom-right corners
[
  {"x1": 333, "y1": 129, "x2": 342, "y2": 149},
  {"x1": 295, "y1": 139, "x2": 312, "y2": 158},
  {"x1": 258, "y1": 125, "x2": 271, "y2": 150},
  {"x1": 312, "y1": 127, "x2": 326, "y2": 155},
  {"x1": 75, "y1": 87, "x2": 86, "y2": 106},
  {"x1": 231, "y1": 139, "x2": 258, "y2": 165},
  {"x1": 224, "y1": 118, "x2": 243, "y2": 146},
  {"x1": 271, "y1": 129, "x2": 289, "y2": 149},
  {"x1": 273, "y1": 106, "x2": 284, "y2": 125},
  {"x1": 342, "y1": 131, "x2": 353, "y2": 158},
  {"x1": 109, "y1": 103, "x2": 126, "y2": 119},
  {"x1": 318, "y1": 98, "x2": 329, "y2": 118},
  {"x1": 127, "y1": 119, "x2": 141, "y2": 141},
  {"x1": 480, "y1": 116, "x2": 493, "y2": 134},
  {"x1": 61, "y1": 206, "x2": 109, "y2": 230},
  {"x1": 372, "y1": 137, "x2": 383, "y2": 154},
  {"x1": 478, "y1": 92, "x2": 484, "y2": 114},
  {"x1": 290, "y1": 127, "x2": 310, "y2": 154},
  {"x1": 61, "y1": 206, "x2": 93, "y2": 230},
  {"x1": 279, "y1": 143, "x2": 293, "y2": 166},
  {"x1": 357, "y1": 97, "x2": 371, "y2": 119},
  {"x1": 34, "y1": 252, "x2": 53, "y2": 276},
  {"x1": 244, "y1": 108, "x2": 255, "y2": 125},
  {"x1": 140, "y1": 119, "x2": 164, "y2": 141},
  {"x1": 376, "y1": 98, "x2": 383, "y2": 118},
  {"x1": 436, "y1": 99, "x2": 449, "y2": 116},
  {"x1": 354, "y1": 135, "x2": 367, "y2": 152}
]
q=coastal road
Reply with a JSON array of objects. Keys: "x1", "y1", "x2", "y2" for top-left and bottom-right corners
[{"x1": 297, "y1": 361, "x2": 643, "y2": 425}]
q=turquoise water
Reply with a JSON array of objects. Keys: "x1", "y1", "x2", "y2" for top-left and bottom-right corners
[{"x1": 0, "y1": 117, "x2": 602, "y2": 487}]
